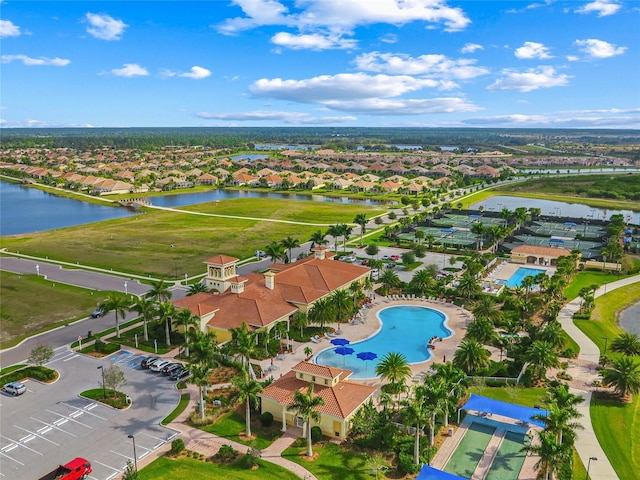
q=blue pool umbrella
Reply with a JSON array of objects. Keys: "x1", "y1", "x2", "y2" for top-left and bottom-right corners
[
  {"x1": 331, "y1": 338, "x2": 350, "y2": 346},
  {"x1": 356, "y1": 351, "x2": 378, "y2": 370},
  {"x1": 334, "y1": 346, "x2": 354, "y2": 364}
]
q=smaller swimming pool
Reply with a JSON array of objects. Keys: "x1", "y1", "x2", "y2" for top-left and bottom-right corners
[{"x1": 504, "y1": 267, "x2": 546, "y2": 288}]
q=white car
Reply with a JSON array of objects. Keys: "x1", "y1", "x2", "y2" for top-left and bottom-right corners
[
  {"x1": 3, "y1": 381, "x2": 26, "y2": 396},
  {"x1": 150, "y1": 360, "x2": 172, "y2": 372}
]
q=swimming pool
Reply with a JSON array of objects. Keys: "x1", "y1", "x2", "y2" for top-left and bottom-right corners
[
  {"x1": 314, "y1": 305, "x2": 451, "y2": 379},
  {"x1": 501, "y1": 267, "x2": 546, "y2": 288}
]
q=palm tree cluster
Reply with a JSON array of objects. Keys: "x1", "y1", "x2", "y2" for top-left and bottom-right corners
[
  {"x1": 600, "y1": 332, "x2": 640, "y2": 402},
  {"x1": 264, "y1": 235, "x2": 301, "y2": 263},
  {"x1": 526, "y1": 383, "x2": 584, "y2": 480}
]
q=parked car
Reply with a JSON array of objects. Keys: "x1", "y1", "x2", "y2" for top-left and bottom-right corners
[
  {"x1": 173, "y1": 368, "x2": 190, "y2": 381},
  {"x1": 345, "y1": 255, "x2": 357, "y2": 263},
  {"x1": 385, "y1": 263, "x2": 395, "y2": 269},
  {"x1": 141, "y1": 356, "x2": 161, "y2": 368},
  {"x1": 361, "y1": 259, "x2": 369, "y2": 265},
  {"x1": 370, "y1": 268, "x2": 379, "y2": 279},
  {"x1": 162, "y1": 363, "x2": 183, "y2": 376},
  {"x1": 150, "y1": 360, "x2": 172, "y2": 372},
  {"x1": 169, "y1": 366, "x2": 185, "y2": 380},
  {"x1": 90, "y1": 307, "x2": 104, "y2": 318},
  {"x1": 389, "y1": 255, "x2": 400, "y2": 261},
  {"x1": 3, "y1": 381, "x2": 27, "y2": 396},
  {"x1": 255, "y1": 250, "x2": 266, "y2": 258},
  {"x1": 382, "y1": 255, "x2": 389, "y2": 260}
]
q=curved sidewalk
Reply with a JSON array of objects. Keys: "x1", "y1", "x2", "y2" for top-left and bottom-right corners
[{"x1": 557, "y1": 273, "x2": 640, "y2": 480}]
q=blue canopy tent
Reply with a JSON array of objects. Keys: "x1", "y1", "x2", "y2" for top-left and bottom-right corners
[
  {"x1": 416, "y1": 464, "x2": 468, "y2": 480},
  {"x1": 564, "y1": 222, "x2": 577, "y2": 227},
  {"x1": 549, "y1": 237, "x2": 564, "y2": 244},
  {"x1": 441, "y1": 228, "x2": 455, "y2": 233},
  {"x1": 459, "y1": 394, "x2": 548, "y2": 428}
]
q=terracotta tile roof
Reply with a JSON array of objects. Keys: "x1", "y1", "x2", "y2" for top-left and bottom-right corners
[
  {"x1": 511, "y1": 245, "x2": 571, "y2": 256},
  {"x1": 291, "y1": 361, "x2": 351, "y2": 380},
  {"x1": 259, "y1": 369, "x2": 377, "y2": 419},
  {"x1": 204, "y1": 255, "x2": 238, "y2": 265}
]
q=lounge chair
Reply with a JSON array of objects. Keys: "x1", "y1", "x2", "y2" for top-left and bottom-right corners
[{"x1": 310, "y1": 335, "x2": 320, "y2": 343}]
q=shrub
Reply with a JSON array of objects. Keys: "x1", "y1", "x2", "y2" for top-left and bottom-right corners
[
  {"x1": 260, "y1": 411, "x2": 274, "y2": 427},
  {"x1": 188, "y1": 411, "x2": 216, "y2": 426},
  {"x1": 214, "y1": 444, "x2": 237, "y2": 464},
  {"x1": 0, "y1": 366, "x2": 56, "y2": 384},
  {"x1": 397, "y1": 452, "x2": 420, "y2": 475},
  {"x1": 171, "y1": 438, "x2": 185, "y2": 455},
  {"x1": 310, "y1": 426, "x2": 322, "y2": 443}
]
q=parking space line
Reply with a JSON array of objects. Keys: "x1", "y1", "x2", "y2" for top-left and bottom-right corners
[
  {"x1": 0, "y1": 450, "x2": 24, "y2": 466},
  {"x1": 139, "y1": 431, "x2": 168, "y2": 442},
  {"x1": 60, "y1": 402, "x2": 107, "y2": 421},
  {"x1": 109, "y1": 450, "x2": 133, "y2": 461},
  {"x1": 31, "y1": 417, "x2": 77, "y2": 437},
  {"x1": 14, "y1": 425, "x2": 60, "y2": 446},
  {"x1": 139, "y1": 451, "x2": 150, "y2": 459},
  {"x1": 86, "y1": 403, "x2": 98, "y2": 411},
  {"x1": 0, "y1": 434, "x2": 42, "y2": 456},
  {"x1": 63, "y1": 354, "x2": 79, "y2": 362},
  {"x1": 47, "y1": 410, "x2": 92, "y2": 429},
  {"x1": 92, "y1": 459, "x2": 121, "y2": 473}
]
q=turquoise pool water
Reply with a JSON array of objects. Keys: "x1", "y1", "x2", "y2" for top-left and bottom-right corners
[
  {"x1": 314, "y1": 305, "x2": 451, "y2": 379},
  {"x1": 497, "y1": 267, "x2": 546, "y2": 287}
]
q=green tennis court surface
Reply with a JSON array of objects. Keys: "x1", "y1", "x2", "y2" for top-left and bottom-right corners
[
  {"x1": 445, "y1": 422, "x2": 496, "y2": 478},
  {"x1": 485, "y1": 431, "x2": 528, "y2": 480}
]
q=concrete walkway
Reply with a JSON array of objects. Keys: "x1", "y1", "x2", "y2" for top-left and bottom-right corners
[{"x1": 556, "y1": 273, "x2": 640, "y2": 480}]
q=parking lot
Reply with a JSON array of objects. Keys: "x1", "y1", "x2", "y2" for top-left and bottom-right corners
[{"x1": 0, "y1": 349, "x2": 181, "y2": 480}]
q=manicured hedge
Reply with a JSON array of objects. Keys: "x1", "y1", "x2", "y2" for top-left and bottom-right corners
[{"x1": 0, "y1": 365, "x2": 57, "y2": 384}]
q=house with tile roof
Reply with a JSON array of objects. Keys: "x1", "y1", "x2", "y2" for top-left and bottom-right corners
[
  {"x1": 173, "y1": 247, "x2": 371, "y2": 343},
  {"x1": 259, "y1": 361, "x2": 377, "y2": 440},
  {"x1": 510, "y1": 245, "x2": 575, "y2": 266}
]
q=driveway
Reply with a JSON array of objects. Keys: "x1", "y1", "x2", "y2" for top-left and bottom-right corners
[{"x1": 0, "y1": 348, "x2": 180, "y2": 480}]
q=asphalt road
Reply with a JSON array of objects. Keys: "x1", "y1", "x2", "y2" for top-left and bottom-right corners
[{"x1": 0, "y1": 348, "x2": 180, "y2": 480}]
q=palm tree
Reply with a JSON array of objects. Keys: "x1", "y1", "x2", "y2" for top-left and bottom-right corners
[
  {"x1": 308, "y1": 297, "x2": 335, "y2": 331},
  {"x1": 291, "y1": 311, "x2": 309, "y2": 337},
  {"x1": 456, "y1": 272, "x2": 481, "y2": 301},
  {"x1": 331, "y1": 289, "x2": 351, "y2": 324},
  {"x1": 281, "y1": 236, "x2": 300, "y2": 263},
  {"x1": 349, "y1": 281, "x2": 363, "y2": 309},
  {"x1": 157, "y1": 301, "x2": 176, "y2": 346},
  {"x1": 379, "y1": 268, "x2": 400, "y2": 296},
  {"x1": 423, "y1": 376, "x2": 449, "y2": 447},
  {"x1": 525, "y1": 428, "x2": 571, "y2": 480},
  {"x1": 326, "y1": 224, "x2": 341, "y2": 253},
  {"x1": 174, "y1": 308, "x2": 198, "y2": 356},
  {"x1": 187, "y1": 282, "x2": 210, "y2": 296},
  {"x1": 611, "y1": 332, "x2": 640, "y2": 356},
  {"x1": 229, "y1": 322, "x2": 257, "y2": 370},
  {"x1": 129, "y1": 296, "x2": 157, "y2": 341},
  {"x1": 309, "y1": 229, "x2": 328, "y2": 248},
  {"x1": 354, "y1": 213, "x2": 368, "y2": 246},
  {"x1": 289, "y1": 382, "x2": 325, "y2": 457},
  {"x1": 471, "y1": 296, "x2": 502, "y2": 324},
  {"x1": 232, "y1": 368, "x2": 263, "y2": 438},
  {"x1": 453, "y1": 340, "x2": 490, "y2": 375},
  {"x1": 100, "y1": 293, "x2": 129, "y2": 338},
  {"x1": 375, "y1": 352, "x2": 411, "y2": 406},
  {"x1": 338, "y1": 223, "x2": 353, "y2": 252},
  {"x1": 415, "y1": 229, "x2": 426, "y2": 245},
  {"x1": 466, "y1": 317, "x2": 496, "y2": 344},
  {"x1": 190, "y1": 363, "x2": 212, "y2": 420},
  {"x1": 534, "y1": 384, "x2": 583, "y2": 445},
  {"x1": 432, "y1": 362, "x2": 467, "y2": 426},
  {"x1": 425, "y1": 234, "x2": 435, "y2": 249},
  {"x1": 521, "y1": 275, "x2": 537, "y2": 300},
  {"x1": 601, "y1": 355, "x2": 640, "y2": 401},
  {"x1": 526, "y1": 340, "x2": 559, "y2": 380},
  {"x1": 470, "y1": 222, "x2": 485, "y2": 251},
  {"x1": 401, "y1": 385, "x2": 430, "y2": 464},
  {"x1": 409, "y1": 269, "x2": 435, "y2": 296},
  {"x1": 147, "y1": 279, "x2": 172, "y2": 303},
  {"x1": 264, "y1": 241, "x2": 286, "y2": 263}
]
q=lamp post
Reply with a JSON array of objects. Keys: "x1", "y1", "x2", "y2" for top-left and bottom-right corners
[
  {"x1": 36, "y1": 264, "x2": 40, "y2": 276},
  {"x1": 127, "y1": 434, "x2": 138, "y2": 471},
  {"x1": 97, "y1": 365, "x2": 106, "y2": 399},
  {"x1": 124, "y1": 281, "x2": 128, "y2": 296},
  {"x1": 586, "y1": 456, "x2": 597, "y2": 480}
]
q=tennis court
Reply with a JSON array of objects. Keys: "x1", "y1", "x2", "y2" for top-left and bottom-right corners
[
  {"x1": 401, "y1": 226, "x2": 477, "y2": 247},
  {"x1": 525, "y1": 220, "x2": 605, "y2": 239},
  {"x1": 444, "y1": 422, "x2": 496, "y2": 478},
  {"x1": 432, "y1": 214, "x2": 505, "y2": 228},
  {"x1": 485, "y1": 431, "x2": 529, "y2": 480}
]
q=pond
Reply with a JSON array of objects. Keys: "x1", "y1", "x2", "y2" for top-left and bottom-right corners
[{"x1": 472, "y1": 196, "x2": 640, "y2": 225}]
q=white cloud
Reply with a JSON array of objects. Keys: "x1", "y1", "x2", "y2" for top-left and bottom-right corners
[
  {"x1": 487, "y1": 66, "x2": 571, "y2": 92},
  {"x1": 463, "y1": 108, "x2": 640, "y2": 128},
  {"x1": 575, "y1": 38, "x2": 626, "y2": 58},
  {"x1": 321, "y1": 97, "x2": 481, "y2": 115},
  {"x1": 0, "y1": 118, "x2": 95, "y2": 128},
  {"x1": 179, "y1": 66, "x2": 211, "y2": 79},
  {"x1": 109, "y1": 63, "x2": 148, "y2": 77},
  {"x1": 1, "y1": 54, "x2": 70, "y2": 66},
  {"x1": 85, "y1": 13, "x2": 128, "y2": 40},
  {"x1": 380, "y1": 33, "x2": 398, "y2": 44},
  {"x1": 195, "y1": 110, "x2": 357, "y2": 125},
  {"x1": 271, "y1": 32, "x2": 357, "y2": 50},
  {"x1": 514, "y1": 41, "x2": 553, "y2": 59},
  {"x1": 0, "y1": 19, "x2": 21, "y2": 38},
  {"x1": 461, "y1": 43, "x2": 483, "y2": 54},
  {"x1": 566, "y1": 55, "x2": 580, "y2": 62},
  {"x1": 354, "y1": 51, "x2": 488, "y2": 81},
  {"x1": 576, "y1": 0, "x2": 621, "y2": 17},
  {"x1": 217, "y1": 0, "x2": 471, "y2": 50}
]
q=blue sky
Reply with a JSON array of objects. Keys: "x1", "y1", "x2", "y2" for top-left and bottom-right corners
[{"x1": 1, "y1": 0, "x2": 638, "y2": 128}]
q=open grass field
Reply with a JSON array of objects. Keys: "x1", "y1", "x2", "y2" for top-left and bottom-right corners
[
  {"x1": 1, "y1": 198, "x2": 383, "y2": 278},
  {"x1": 575, "y1": 282, "x2": 640, "y2": 480},
  {"x1": 138, "y1": 455, "x2": 301, "y2": 480},
  {"x1": 282, "y1": 442, "x2": 369, "y2": 480},
  {"x1": 0, "y1": 271, "x2": 107, "y2": 348},
  {"x1": 201, "y1": 411, "x2": 282, "y2": 450},
  {"x1": 563, "y1": 271, "x2": 623, "y2": 300}
]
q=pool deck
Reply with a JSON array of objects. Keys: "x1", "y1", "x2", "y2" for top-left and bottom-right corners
[
  {"x1": 486, "y1": 261, "x2": 556, "y2": 284},
  {"x1": 432, "y1": 413, "x2": 539, "y2": 480},
  {"x1": 258, "y1": 295, "x2": 471, "y2": 387}
]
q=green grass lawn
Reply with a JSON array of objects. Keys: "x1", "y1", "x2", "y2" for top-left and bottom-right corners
[
  {"x1": 138, "y1": 455, "x2": 300, "y2": 480},
  {"x1": 564, "y1": 271, "x2": 624, "y2": 300},
  {"x1": 282, "y1": 442, "x2": 370, "y2": 480},
  {"x1": 0, "y1": 271, "x2": 108, "y2": 348},
  {"x1": 162, "y1": 393, "x2": 190, "y2": 425},
  {"x1": 2, "y1": 198, "x2": 383, "y2": 278},
  {"x1": 468, "y1": 386, "x2": 548, "y2": 407},
  {"x1": 574, "y1": 282, "x2": 640, "y2": 480},
  {"x1": 201, "y1": 412, "x2": 282, "y2": 450}
]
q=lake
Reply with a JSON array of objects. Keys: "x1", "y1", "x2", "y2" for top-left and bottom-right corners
[
  {"x1": 0, "y1": 181, "x2": 385, "y2": 235},
  {"x1": 472, "y1": 195, "x2": 640, "y2": 225}
]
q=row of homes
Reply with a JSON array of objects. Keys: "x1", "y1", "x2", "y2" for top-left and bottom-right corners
[{"x1": 173, "y1": 247, "x2": 376, "y2": 440}]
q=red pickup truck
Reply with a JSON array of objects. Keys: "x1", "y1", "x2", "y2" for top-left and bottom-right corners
[{"x1": 38, "y1": 458, "x2": 92, "y2": 480}]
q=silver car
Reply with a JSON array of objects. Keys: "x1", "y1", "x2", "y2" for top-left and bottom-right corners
[{"x1": 3, "y1": 381, "x2": 27, "y2": 396}]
